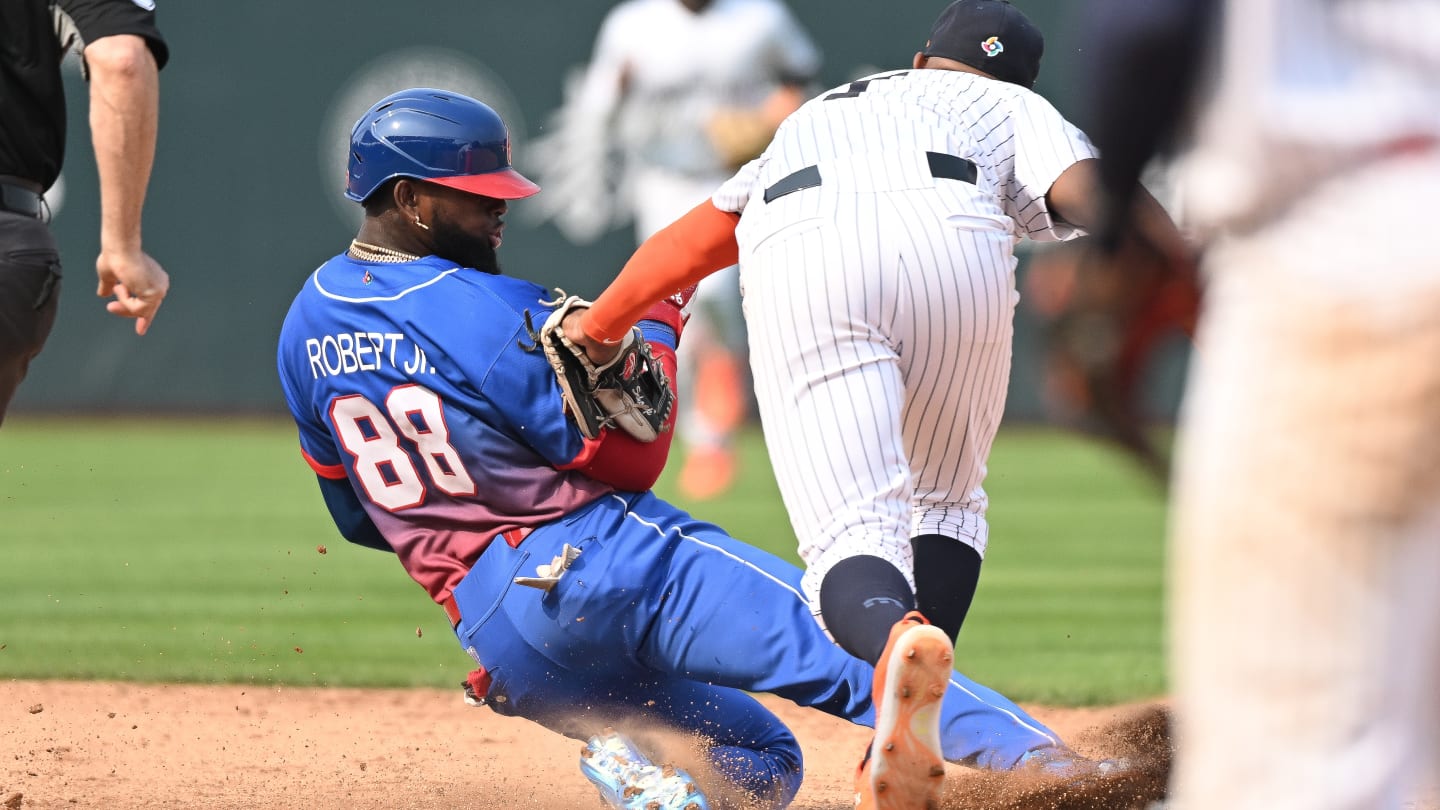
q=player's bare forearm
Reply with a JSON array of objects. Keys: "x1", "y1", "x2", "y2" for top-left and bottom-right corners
[
  {"x1": 1046, "y1": 159, "x2": 1106, "y2": 232},
  {"x1": 88, "y1": 34, "x2": 157, "y2": 255},
  {"x1": 1049, "y1": 159, "x2": 1194, "y2": 274},
  {"x1": 86, "y1": 34, "x2": 168, "y2": 334},
  {"x1": 1128, "y1": 185, "x2": 1196, "y2": 272},
  {"x1": 577, "y1": 200, "x2": 741, "y2": 351}
]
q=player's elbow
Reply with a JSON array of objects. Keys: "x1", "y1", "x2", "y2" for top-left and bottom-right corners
[
  {"x1": 1046, "y1": 159, "x2": 1103, "y2": 229},
  {"x1": 602, "y1": 468, "x2": 665, "y2": 493},
  {"x1": 84, "y1": 35, "x2": 157, "y2": 83},
  {"x1": 578, "y1": 428, "x2": 675, "y2": 492}
]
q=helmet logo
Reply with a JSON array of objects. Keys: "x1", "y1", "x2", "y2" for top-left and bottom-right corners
[
  {"x1": 981, "y1": 36, "x2": 1005, "y2": 57},
  {"x1": 362, "y1": 270, "x2": 373, "y2": 285}
]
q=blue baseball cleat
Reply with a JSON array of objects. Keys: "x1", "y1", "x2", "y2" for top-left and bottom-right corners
[{"x1": 579, "y1": 729, "x2": 710, "y2": 810}]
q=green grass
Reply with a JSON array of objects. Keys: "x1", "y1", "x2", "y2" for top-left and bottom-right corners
[{"x1": 0, "y1": 417, "x2": 1168, "y2": 705}]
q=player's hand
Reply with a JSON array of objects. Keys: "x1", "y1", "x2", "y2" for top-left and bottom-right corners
[
  {"x1": 96, "y1": 248, "x2": 169, "y2": 335},
  {"x1": 561, "y1": 309, "x2": 624, "y2": 366}
]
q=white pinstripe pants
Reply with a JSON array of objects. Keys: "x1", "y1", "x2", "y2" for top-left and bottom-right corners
[
  {"x1": 1169, "y1": 152, "x2": 1440, "y2": 809},
  {"x1": 736, "y1": 177, "x2": 1018, "y2": 621}
]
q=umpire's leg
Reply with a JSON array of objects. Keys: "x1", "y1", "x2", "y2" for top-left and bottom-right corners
[{"x1": 0, "y1": 213, "x2": 62, "y2": 426}]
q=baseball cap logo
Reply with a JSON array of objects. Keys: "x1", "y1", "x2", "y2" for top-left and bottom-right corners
[{"x1": 981, "y1": 36, "x2": 1005, "y2": 57}]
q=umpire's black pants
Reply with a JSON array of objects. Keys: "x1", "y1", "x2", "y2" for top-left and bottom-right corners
[{"x1": 0, "y1": 210, "x2": 62, "y2": 426}]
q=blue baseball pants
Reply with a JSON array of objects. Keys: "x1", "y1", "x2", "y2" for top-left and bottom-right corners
[{"x1": 450, "y1": 491, "x2": 1060, "y2": 806}]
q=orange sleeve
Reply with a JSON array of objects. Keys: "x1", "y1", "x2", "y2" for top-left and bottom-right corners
[{"x1": 580, "y1": 200, "x2": 741, "y2": 343}]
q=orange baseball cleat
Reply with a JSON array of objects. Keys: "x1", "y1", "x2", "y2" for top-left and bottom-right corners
[{"x1": 855, "y1": 612, "x2": 952, "y2": 810}]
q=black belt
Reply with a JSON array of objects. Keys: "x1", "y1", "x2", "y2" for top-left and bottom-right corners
[
  {"x1": 763, "y1": 152, "x2": 978, "y2": 203},
  {"x1": 0, "y1": 182, "x2": 44, "y2": 219}
]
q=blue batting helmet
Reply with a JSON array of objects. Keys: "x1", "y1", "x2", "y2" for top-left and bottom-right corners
[{"x1": 345, "y1": 88, "x2": 540, "y2": 203}]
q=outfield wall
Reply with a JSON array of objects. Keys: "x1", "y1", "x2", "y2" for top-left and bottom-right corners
[{"x1": 12, "y1": 0, "x2": 1187, "y2": 420}]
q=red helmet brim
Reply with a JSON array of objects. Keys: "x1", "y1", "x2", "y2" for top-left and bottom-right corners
[{"x1": 428, "y1": 169, "x2": 540, "y2": 200}]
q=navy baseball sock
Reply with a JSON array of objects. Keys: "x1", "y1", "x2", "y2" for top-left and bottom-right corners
[
  {"x1": 911, "y1": 534, "x2": 982, "y2": 645},
  {"x1": 818, "y1": 555, "x2": 916, "y2": 665}
]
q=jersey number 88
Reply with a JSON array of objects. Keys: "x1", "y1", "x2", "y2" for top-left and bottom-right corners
[{"x1": 329, "y1": 385, "x2": 478, "y2": 511}]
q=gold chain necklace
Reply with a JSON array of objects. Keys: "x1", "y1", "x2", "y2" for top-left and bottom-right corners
[{"x1": 348, "y1": 239, "x2": 420, "y2": 263}]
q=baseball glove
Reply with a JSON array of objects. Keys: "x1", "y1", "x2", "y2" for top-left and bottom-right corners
[
  {"x1": 704, "y1": 87, "x2": 805, "y2": 170},
  {"x1": 537, "y1": 294, "x2": 674, "y2": 442},
  {"x1": 705, "y1": 108, "x2": 776, "y2": 170},
  {"x1": 1027, "y1": 234, "x2": 1201, "y2": 484}
]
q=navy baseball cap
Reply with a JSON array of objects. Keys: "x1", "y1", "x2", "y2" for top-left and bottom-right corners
[{"x1": 921, "y1": 0, "x2": 1044, "y2": 88}]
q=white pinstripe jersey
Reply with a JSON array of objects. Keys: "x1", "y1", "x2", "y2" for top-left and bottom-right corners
[
  {"x1": 1178, "y1": 0, "x2": 1440, "y2": 231},
  {"x1": 712, "y1": 68, "x2": 1099, "y2": 241},
  {"x1": 707, "y1": 66, "x2": 1101, "y2": 597}
]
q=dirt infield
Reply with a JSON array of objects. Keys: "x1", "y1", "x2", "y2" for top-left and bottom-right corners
[{"x1": 1, "y1": 680, "x2": 1170, "y2": 809}]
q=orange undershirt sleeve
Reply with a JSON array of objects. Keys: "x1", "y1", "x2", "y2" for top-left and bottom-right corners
[{"x1": 580, "y1": 200, "x2": 741, "y2": 343}]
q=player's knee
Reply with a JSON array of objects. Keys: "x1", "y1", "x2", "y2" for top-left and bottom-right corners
[{"x1": 754, "y1": 733, "x2": 804, "y2": 809}]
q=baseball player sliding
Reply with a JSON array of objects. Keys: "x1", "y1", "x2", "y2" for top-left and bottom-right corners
[
  {"x1": 277, "y1": 87, "x2": 1122, "y2": 810},
  {"x1": 558, "y1": 1, "x2": 1189, "y2": 806}
]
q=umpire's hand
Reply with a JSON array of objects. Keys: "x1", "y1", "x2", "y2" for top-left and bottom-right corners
[{"x1": 97, "y1": 247, "x2": 169, "y2": 335}]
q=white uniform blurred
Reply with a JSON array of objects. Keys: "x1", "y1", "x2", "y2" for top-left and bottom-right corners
[
  {"x1": 528, "y1": 0, "x2": 821, "y2": 499},
  {"x1": 1168, "y1": 0, "x2": 1440, "y2": 807}
]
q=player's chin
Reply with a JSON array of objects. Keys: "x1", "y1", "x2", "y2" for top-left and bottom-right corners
[{"x1": 436, "y1": 231, "x2": 501, "y2": 274}]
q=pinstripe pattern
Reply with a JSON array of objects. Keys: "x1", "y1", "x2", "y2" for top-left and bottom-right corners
[
  {"x1": 712, "y1": 68, "x2": 1096, "y2": 610},
  {"x1": 716, "y1": 69, "x2": 1095, "y2": 240}
]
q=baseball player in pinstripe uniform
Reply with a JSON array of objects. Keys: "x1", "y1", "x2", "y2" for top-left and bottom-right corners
[
  {"x1": 278, "y1": 87, "x2": 1121, "y2": 810},
  {"x1": 1085, "y1": 1, "x2": 1440, "y2": 808},
  {"x1": 559, "y1": 2, "x2": 1188, "y2": 806}
]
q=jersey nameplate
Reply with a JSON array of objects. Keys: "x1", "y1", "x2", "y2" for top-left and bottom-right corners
[{"x1": 303, "y1": 331, "x2": 435, "y2": 378}]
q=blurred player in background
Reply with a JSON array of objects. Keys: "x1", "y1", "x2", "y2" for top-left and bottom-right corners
[
  {"x1": 1083, "y1": 0, "x2": 1440, "y2": 807},
  {"x1": 527, "y1": 0, "x2": 822, "y2": 500},
  {"x1": 557, "y1": 2, "x2": 1188, "y2": 805},
  {"x1": 0, "y1": 0, "x2": 170, "y2": 427},
  {"x1": 278, "y1": 87, "x2": 1119, "y2": 810}
]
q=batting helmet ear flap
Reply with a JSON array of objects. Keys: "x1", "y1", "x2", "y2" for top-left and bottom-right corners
[{"x1": 345, "y1": 88, "x2": 540, "y2": 203}]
